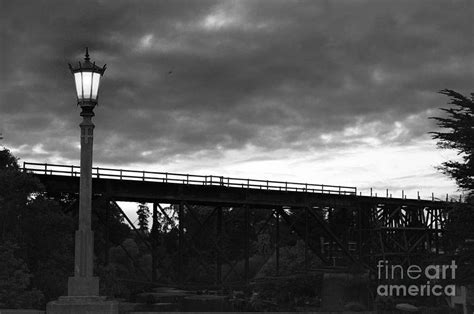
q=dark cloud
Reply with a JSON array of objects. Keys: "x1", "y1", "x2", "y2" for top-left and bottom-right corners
[{"x1": 1, "y1": 0, "x2": 472, "y2": 166}]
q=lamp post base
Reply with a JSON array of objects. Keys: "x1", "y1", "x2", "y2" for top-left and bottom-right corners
[
  {"x1": 68, "y1": 276, "x2": 99, "y2": 296},
  {"x1": 46, "y1": 296, "x2": 118, "y2": 314}
]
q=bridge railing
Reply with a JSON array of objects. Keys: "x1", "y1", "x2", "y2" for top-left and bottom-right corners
[{"x1": 23, "y1": 162, "x2": 357, "y2": 196}]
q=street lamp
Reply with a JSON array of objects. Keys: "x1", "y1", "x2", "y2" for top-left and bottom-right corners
[
  {"x1": 69, "y1": 48, "x2": 106, "y2": 110},
  {"x1": 68, "y1": 48, "x2": 105, "y2": 296},
  {"x1": 47, "y1": 48, "x2": 117, "y2": 313}
]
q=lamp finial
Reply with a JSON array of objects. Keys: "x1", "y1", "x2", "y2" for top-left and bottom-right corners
[{"x1": 85, "y1": 47, "x2": 90, "y2": 62}]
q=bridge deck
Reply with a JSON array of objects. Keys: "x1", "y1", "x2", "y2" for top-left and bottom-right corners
[
  {"x1": 23, "y1": 162, "x2": 356, "y2": 195},
  {"x1": 24, "y1": 162, "x2": 447, "y2": 208}
]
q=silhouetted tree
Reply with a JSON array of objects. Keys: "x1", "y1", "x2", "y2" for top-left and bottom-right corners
[
  {"x1": 431, "y1": 90, "x2": 474, "y2": 285},
  {"x1": 0, "y1": 147, "x2": 19, "y2": 171},
  {"x1": 136, "y1": 203, "x2": 150, "y2": 233},
  {"x1": 0, "y1": 147, "x2": 74, "y2": 307},
  {"x1": 0, "y1": 148, "x2": 43, "y2": 242},
  {"x1": 430, "y1": 89, "x2": 474, "y2": 193}
]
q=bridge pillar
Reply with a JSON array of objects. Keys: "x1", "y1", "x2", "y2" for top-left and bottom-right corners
[
  {"x1": 216, "y1": 206, "x2": 222, "y2": 285},
  {"x1": 178, "y1": 202, "x2": 184, "y2": 287},
  {"x1": 151, "y1": 202, "x2": 159, "y2": 282},
  {"x1": 244, "y1": 206, "x2": 250, "y2": 284},
  {"x1": 275, "y1": 209, "x2": 280, "y2": 276}
]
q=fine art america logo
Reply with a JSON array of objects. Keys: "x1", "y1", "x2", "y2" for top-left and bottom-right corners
[{"x1": 377, "y1": 260, "x2": 457, "y2": 297}]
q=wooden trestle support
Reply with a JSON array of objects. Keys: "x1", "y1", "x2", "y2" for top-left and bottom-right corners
[{"x1": 86, "y1": 196, "x2": 452, "y2": 289}]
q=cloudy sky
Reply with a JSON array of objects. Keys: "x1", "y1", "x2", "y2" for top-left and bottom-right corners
[{"x1": 1, "y1": 0, "x2": 473, "y2": 201}]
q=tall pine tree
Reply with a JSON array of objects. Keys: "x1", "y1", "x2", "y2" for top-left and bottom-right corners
[
  {"x1": 431, "y1": 90, "x2": 474, "y2": 285},
  {"x1": 430, "y1": 89, "x2": 474, "y2": 194},
  {"x1": 136, "y1": 203, "x2": 150, "y2": 233}
]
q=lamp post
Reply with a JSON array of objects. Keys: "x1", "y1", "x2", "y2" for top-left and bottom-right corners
[
  {"x1": 68, "y1": 48, "x2": 106, "y2": 296},
  {"x1": 47, "y1": 48, "x2": 117, "y2": 314}
]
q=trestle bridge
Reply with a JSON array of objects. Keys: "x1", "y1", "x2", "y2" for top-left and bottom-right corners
[{"x1": 24, "y1": 162, "x2": 455, "y2": 289}]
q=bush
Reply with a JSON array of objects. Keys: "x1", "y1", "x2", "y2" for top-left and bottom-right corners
[{"x1": 0, "y1": 241, "x2": 44, "y2": 308}]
